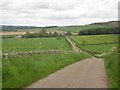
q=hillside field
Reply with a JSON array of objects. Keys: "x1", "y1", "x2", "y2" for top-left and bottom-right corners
[
  {"x1": 9, "y1": 21, "x2": 118, "y2": 33},
  {"x1": 70, "y1": 34, "x2": 119, "y2": 53}
]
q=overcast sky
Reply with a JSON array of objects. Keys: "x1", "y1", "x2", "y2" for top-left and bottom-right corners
[{"x1": 0, "y1": 0, "x2": 119, "y2": 26}]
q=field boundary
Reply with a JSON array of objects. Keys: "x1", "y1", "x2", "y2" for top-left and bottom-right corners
[
  {"x1": 65, "y1": 36, "x2": 80, "y2": 52},
  {"x1": 65, "y1": 36, "x2": 94, "y2": 58},
  {"x1": 2, "y1": 50, "x2": 64, "y2": 57}
]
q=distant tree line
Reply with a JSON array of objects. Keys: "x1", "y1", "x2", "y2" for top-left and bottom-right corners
[
  {"x1": 2, "y1": 25, "x2": 36, "y2": 31},
  {"x1": 2, "y1": 25, "x2": 58, "y2": 31},
  {"x1": 23, "y1": 32, "x2": 58, "y2": 38},
  {"x1": 78, "y1": 27, "x2": 119, "y2": 35},
  {"x1": 23, "y1": 29, "x2": 71, "y2": 38}
]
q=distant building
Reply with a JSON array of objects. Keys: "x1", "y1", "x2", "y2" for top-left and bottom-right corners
[
  {"x1": 58, "y1": 31, "x2": 66, "y2": 36},
  {"x1": 71, "y1": 32, "x2": 78, "y2": 35},
  {"x1": 15, "y1": 35, "x2": 22, "y2": 38}
]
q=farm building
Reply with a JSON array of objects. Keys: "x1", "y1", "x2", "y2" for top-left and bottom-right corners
[
  {"x1": 58, "y1": 31, "x2": 66, "y2": 36},
  {"x1": 15, "y1": 35, "x2": 22, "y2": 38}
]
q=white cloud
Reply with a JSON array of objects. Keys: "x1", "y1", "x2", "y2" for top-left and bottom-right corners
[{"x1": 0, "y1": 0, "x2": 119, "y2": 26}]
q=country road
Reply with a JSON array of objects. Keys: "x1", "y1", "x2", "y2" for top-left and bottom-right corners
[
  {"x1": 65, "y1": 37, "x2": 80, "y2": 52},
  {"x1": 26, "y1": 37, "x2": 107, "y2": 88},
  {"x1": 65, "y1": 37, "x2": 94, "y2": 57},
  {"x1": 27, "y1": 58, "x2": 107, "y2": 88}
]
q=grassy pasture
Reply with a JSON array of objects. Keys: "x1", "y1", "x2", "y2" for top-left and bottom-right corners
[
  {"x1": 70, "y1": 34, "x2": 118, "y2": 53},
  {"x1": 2, "y1": 37, "x2": 71, "y2": 53},
  {"x1": 80, "y1": 44, "x2": 118, "y2": 53},
  {"x1": 71, "y1": 35, "x2": 118, "y2": 45},
  {"x1": 2, "y1": 52, "x2": 89, "y2": 88}
]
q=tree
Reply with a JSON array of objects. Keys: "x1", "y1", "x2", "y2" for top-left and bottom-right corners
[
  {"x1": 41, "y1": 28, "x2": 47, "y2": 34},
  {"x1": 53, "y1": 32, "x2": 58, "y2": 37},
  {"x1": 66, "y1": 31, "x2": 71, "y2": 35}
]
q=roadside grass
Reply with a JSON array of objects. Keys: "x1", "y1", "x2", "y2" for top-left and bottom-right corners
[
  {"x1": 0, "y1": 47, "x2": 1, "y2": 89},
  {"x1": 2, "y1": 37, "x2": 71, "y2": 53},
  {"x1": 0, "y1": 59, "x2": 1, "y2": 89},
  {"x1": 2, "y1": 52, "x2": 89, "y2": 88},
  {"x1": 103, "y1": 47, "x2": 118, "y2": 88}
]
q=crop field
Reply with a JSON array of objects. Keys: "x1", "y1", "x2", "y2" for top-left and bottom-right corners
[
  {"x1": 70, "y1": 34, "x2": 118, "y2": 53},
  {"x1": 2, "y1": 37, "x2": 71, "y2": 53}
]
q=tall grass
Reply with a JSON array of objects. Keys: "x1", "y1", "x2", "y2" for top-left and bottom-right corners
[
  {"x1": 2, "y1": 52, "x2": 89, "y2": 88},
  {"x1": 103, "y1": 47, "x2": 118, "y2": 88}
]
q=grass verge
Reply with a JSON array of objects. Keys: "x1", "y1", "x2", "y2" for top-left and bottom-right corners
[
  {"x1": 2, "y1": 52, "x2": 89, "y2": 88},
  {"x1": 103, "y1": 47, "x2": 118, "y2": 88}
]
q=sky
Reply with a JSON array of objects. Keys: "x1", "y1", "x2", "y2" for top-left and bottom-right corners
[{"x1": 0, "y1": 0, "x2": 119, "y2": 26}]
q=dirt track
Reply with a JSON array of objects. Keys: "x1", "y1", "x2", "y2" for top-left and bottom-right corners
[
  {"x1": 65, "y1": 37, "x2": 80, "y2": 52},
  {"x1": 27, "y1": 58, "x2": 107, "y2": 88},
  {"x1": 65, "y1": 37, "x2": 94, "y2": 57}
]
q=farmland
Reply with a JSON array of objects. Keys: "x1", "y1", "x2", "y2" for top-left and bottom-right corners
[
  {"x1": 2, "y1": 21, "x2": 119, "y2": 88},
  {"x1": 2, "y1": 37, "x2": 71, "y2": 53},
  {"x1": 2, "y1": 34, "x2": 119, "y2": 88},
  {"x1": 70, "y1": 34, "x2": 118, "y2": 53},
  {"x1": 2, "y1": 36, "x2": 89, "y2": 88},
  {"x1": 2, "y1": 52, "x2": 89, "y2": 88}
]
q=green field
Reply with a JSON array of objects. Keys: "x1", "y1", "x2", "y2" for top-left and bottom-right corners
[
  {"x1": 2, "y1": 36, "x2": 90, "y2": 88},
  {"x1": 70, "y1": 34, "x2": 118, "y2": 53},
  {"x1": 2, "y1": 34, "x2": 119, "y2": 88},
  {"x1": 80, "y1": 44, "x2": 118, "y2": 53},
  {"x1": 2, "y1": 37, "x2": 71, "y2": 53}
]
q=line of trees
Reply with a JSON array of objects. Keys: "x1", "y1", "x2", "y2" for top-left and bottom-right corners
[
  {"x1": 23, "y1": 29, "x2": 71, "y2": 38},
  {"x1": 2, "y1": 25, "x2": 58, "y2": 32},
  {"x1": 78, "y1": 27, "x2": 119, "y2": 35}
]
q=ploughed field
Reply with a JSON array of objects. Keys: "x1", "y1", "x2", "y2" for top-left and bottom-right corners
[{"x1": 70, "y1": 34, "x2": 119, "y2": 53}]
